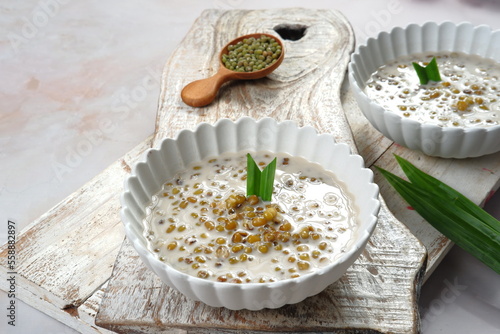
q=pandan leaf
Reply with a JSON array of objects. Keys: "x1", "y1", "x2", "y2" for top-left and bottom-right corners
[
  {"x1": 376, "y1": 156, "x2": 500, "y2": 274},
  {"x1": 412, "y1": 57, "x2": 442, "y2": 84},
  {"x1": 246, "y1": 154, "x2": 276, "y2": 201}
]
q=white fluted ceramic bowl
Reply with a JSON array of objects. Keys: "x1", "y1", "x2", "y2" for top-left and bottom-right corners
[
  {"x1": 120, "y1": 117, "x2": 380, "y2": 310},
  {"x1": 349, "y1": 22, "x2": 500, "y2": 159}
]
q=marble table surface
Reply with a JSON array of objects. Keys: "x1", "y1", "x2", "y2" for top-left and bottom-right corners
[{"x1": 1, "y1": 0, "x2": 499, "y2": 333}]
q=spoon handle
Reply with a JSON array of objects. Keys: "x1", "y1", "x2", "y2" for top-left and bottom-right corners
[{"x1": 181, "y1": 68, "x2": 236, "y2": 107}]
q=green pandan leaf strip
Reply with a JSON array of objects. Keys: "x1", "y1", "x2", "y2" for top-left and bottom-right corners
[
  {"x1": 246, "y1": 153, "x2": 260, "y2": 198},
  {"x1": 246, "y1": 154, "x2": 276, "y2": 202},
  {"x1": 376, "y1": 157, "x2": 500, "y2": 274},
  {"x1": 412, "y1": 57, "x2": 442, "y2": 84},
  {"x1": 394, "y1": 155, "x2": 500, "y2": 235},
  {"x1": 259, "y1": 157, "x2": 276, "y2": 202}
]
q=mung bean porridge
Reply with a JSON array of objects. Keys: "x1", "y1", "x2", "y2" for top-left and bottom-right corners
[
  {"x1": 143, "y1": 151, "x2": 359, "y2": 283},
  {"x1": 364, "y1": 51, "x2": 500, "y2": 127}
]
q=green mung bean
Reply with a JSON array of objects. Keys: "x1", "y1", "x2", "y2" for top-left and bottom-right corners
[{"x1": 222, "y1": 35, "x2": 282, "y2": 72}]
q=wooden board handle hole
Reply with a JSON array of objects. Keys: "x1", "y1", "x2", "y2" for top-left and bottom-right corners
[{"x1": 274, "y1": 24, "x2": 308, "y2": 41}]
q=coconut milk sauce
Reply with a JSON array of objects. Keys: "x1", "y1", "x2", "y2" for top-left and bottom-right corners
[
  {"x1": 364, "y1": 52, "x2": 500, "y2": 127},
  {"x1": 143, "y1": 151, "x2": 359, "y2": 283}
]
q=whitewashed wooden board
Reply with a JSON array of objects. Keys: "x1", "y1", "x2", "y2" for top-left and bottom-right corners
[
  {"x1": 0, "y1": 139, "x2": 153, "y2": 334},
  {"x1": 0, "y1": 7, "x2": 498, "y2": 334},
  {"x1": 95, "y1": 8, "x2": 427, "y2": 334}
]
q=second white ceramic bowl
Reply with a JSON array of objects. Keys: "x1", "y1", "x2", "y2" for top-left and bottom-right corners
[
  {"x1": 121, "y1": 117, "x2": 380, "y2": 310},
  {"x1": 349, "y1": 22, "x2": 500, "y2": 159}
]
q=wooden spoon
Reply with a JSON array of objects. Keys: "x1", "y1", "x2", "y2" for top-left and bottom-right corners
[{"x1": 181, "y1": 33, "x2": 285, "y2": 107}]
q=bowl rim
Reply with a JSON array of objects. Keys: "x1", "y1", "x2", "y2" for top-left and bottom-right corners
[
  {"x1": 348, "y1": 21, "x2": 500, "y2": 135},
  {"x1": 120, "y1": 116, "x2": 380, "y2": 290}
]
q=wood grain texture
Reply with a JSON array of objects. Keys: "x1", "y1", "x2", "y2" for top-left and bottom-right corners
[
  {"x1": 96, "y1": 8, "x2": 427, "y2": 334},
  {"x1": 152, "y1": 8, "x2": 357, "y2": 150},
  {"x1": 0, "y1": 137, "x2": 153, "y2": 332},
  {"x1": 4, "y1": 6, "x2": 496, "y2": 334},
  {"x1": 0, "y1": 272, "x2": 110, "y2": 334},
  {"x1": 79, "y1": 282, "x2": 116, "y2": 333},
  {"x1": 97, "y1": 202, "x2": 426, "y2": 334},
  {"x1": 342, "y1": 85, "x2": 500, "y2": 277}
]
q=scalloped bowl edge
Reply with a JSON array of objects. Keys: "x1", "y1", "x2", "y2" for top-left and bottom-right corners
[
  {"x1": 348, "y1": 21, "x2": 500, "y2": 159},
  {"x1": 121, "y1": 117, "x2": 380, "y2": 310}
]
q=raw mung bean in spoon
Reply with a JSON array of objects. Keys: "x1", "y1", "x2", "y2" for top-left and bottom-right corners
[{"x1": 181, "y1": 33, "x2": 285, "y2": 107}]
